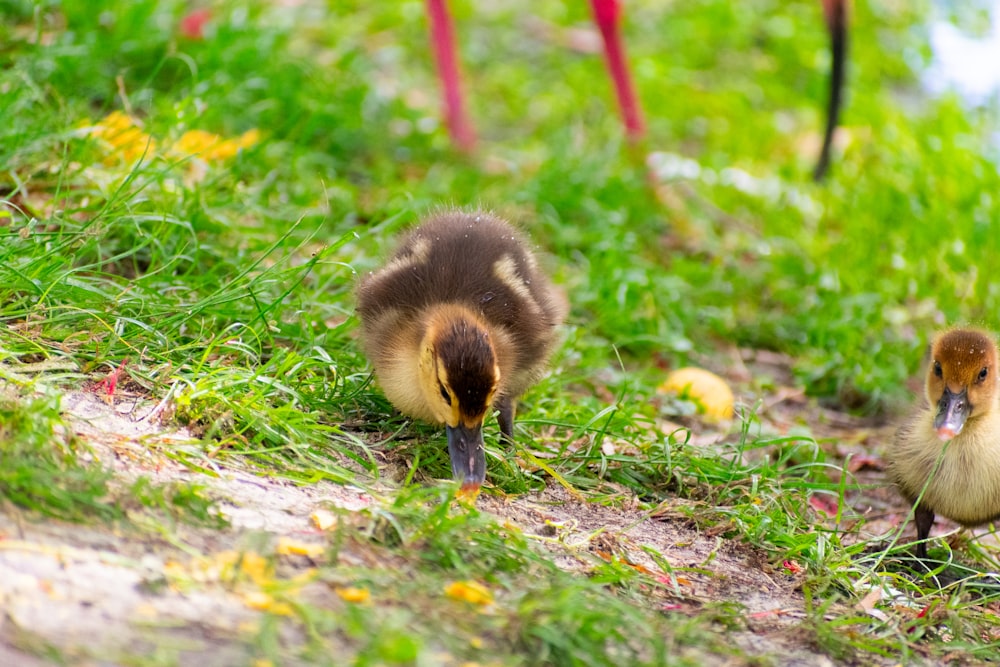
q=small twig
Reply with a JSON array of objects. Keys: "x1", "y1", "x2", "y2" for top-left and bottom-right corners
[{"x1": 116, "y1": 75, "x2": 133, "y2": 117}]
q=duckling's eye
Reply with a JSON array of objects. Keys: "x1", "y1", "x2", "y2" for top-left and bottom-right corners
[
  {"x1": 933, "y1": 361, "x2": 942, "y2": 378},
  {"x1": 978, "y1": 367, "x2": 989, "y2": 383},
  {"x1": 439, "y1": 383, "x2": 451, "y2": 403}
]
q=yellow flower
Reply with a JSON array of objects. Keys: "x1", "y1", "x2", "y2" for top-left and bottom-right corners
[
  {"x1": 444, "y1": 580, "x2": 493, "y2": 606},
  {"x1": 78, "y1": 111, "x2": 260, "y2": 169},
  {"x1": 83, "y1": 111, "x2": 157, "y2": 163},
  {"x1": 236, "y1": 128, "x2": 261, "y2": 149},
  {"x1": 173, "y1": 128, "x2": 260, "y2": 161}
]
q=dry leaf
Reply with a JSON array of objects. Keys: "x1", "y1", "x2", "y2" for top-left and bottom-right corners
[
  {"x1": 856, "y1": 586, "x2": 882, "y2": 613},
  {"x1": 310, "y1": 509, "x2": 337, "y2": 531},
  {"x1": 846, "y1": 453, "x2": 886, "y2": 473},
  {"x1": 782, "y1": 559, "x2": 803, "y2": 575},
  {"x1": 809, "y1": 494, "x2": 839, "y2": 518}
]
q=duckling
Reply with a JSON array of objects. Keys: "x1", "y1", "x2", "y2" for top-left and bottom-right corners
[
  {"x1": 889, "y1": 328, "x2": 1000, "y2": 558},
  {"x1": 356, "y1": 210, "x2": 566, "y2": 493}
]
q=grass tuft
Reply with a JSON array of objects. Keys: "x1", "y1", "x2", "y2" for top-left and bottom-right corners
[{"x1": 0, "y1": 391, "x2": 117, "y2": 522}]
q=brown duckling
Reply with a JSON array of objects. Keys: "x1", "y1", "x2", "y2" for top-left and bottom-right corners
[
  {"x1": 356, "y1": 210, "x2": 565, "y2": 493},
  {"x1": 889, "y1": 328, "x2": 1000, "y2": 558}
]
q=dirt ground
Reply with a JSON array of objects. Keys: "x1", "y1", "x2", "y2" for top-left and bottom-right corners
[{"x1": 0, "y1": 355, "x2": 948, "y2": 665}]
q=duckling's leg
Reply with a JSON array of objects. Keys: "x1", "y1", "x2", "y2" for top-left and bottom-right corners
[
  {"x1": 914, "y1": 505, "x2": 935, "y2": 559},
  {"x1": 496, "y1": 397, "x2": 516, "y2": 442}
]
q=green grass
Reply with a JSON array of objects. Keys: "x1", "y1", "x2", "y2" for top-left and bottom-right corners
[
  {"x1": 0, "y1": 392, "x2": 117, "y2": 521},
  {"x1": 3, "y1": 0, "x2": 1000, "y2": 663},
  {"x1": 246, "y1": 484, "x2": 741, "y2": 667},
  {"x1": 0, "y1": 390, "x2": 228, "y2": 529}
]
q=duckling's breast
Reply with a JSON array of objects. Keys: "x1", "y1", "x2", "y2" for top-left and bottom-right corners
[
  {"x1": 892, "y1": 410, "x2": 1000, "y2": 525},
  {"x1": 358, "y1": 306, "x2": 442, "y2": 423}
]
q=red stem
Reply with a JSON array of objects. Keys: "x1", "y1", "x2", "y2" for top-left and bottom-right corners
[
  {"x1": 426, "y1": 0, "x2": 476, "y2": 151},
  {"x1": 589, "y1": 0, "x2": 645, "y2": 140}
]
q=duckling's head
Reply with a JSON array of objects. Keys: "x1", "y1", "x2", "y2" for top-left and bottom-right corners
[
  {"x1": 927, "y1": 329, "x2": 999, "y2": 440},
  {"x1": 418, "y1": 305, "x2": 500, "y2": 492}
]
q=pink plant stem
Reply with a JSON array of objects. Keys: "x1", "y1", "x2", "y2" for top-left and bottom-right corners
[
  {"x1": 426, "y1": 0, "x2": 476, "y2": 151},
  {"x1": 589, "y1": 0, "x2": 645, "y2": 140}
]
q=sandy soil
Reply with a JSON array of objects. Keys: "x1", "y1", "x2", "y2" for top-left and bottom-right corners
[{"x1": 0, "y1": 363, "x2": 931, "y2": 665}]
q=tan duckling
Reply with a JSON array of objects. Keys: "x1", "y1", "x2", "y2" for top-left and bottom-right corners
[
  {"x1": 356, "y1": 210, "x2": 565, "y2": 493},
  {"x1": 890, "y1": 328, "x2": 1000, "y2": 558}
]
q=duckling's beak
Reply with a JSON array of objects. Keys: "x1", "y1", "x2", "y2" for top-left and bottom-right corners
[
  {"x1": 934, "y1": 387, "x2": 970, "y2": 440},
  {"x1": 446, "y1": 421, "x2": 486, "y2": 492}
]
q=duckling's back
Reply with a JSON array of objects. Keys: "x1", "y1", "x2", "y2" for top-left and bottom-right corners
[{"x1": 357, "y1": 210, "x2": 565, "y2": 391}]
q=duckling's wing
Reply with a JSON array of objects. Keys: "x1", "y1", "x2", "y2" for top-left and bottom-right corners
[
  {"x1": 424, "y1": 213, "x2": 565, "y2": 387},
  {"x1": 360, "y1": 211, "x2": 562, "y2": 331},
  {"x1": 357, "y1": 211, "x2": 565, "y2": 400}
]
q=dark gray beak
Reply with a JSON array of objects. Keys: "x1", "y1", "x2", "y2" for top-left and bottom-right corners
[
  {"x1": 446, "y1": 422, "x2": 486, "y2": 492},
  {"x1": 934, "y1": 387, "x2": 970, "y2": 441}
]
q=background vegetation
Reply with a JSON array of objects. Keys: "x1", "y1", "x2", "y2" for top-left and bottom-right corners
[{"x1": 2, "y1": 0, "x2": 1000, "y2": 664}]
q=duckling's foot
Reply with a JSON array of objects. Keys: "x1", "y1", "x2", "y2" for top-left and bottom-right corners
[
  {"x1": 915, "y1": 505, "x2": 935, "y2": 560},
  {"x1": 497, "y1": 397, "x2": 515, "y2": 443}
]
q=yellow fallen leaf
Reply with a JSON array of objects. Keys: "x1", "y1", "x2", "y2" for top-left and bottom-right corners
[
  {"x1": 310, "y1": 509, "x2": 337, "y2": 531},
  {"x1": 289, "y1": 568, "x2": 318, "y2": 585},
  {"x1": 237, "y1": 620, "x2": 260, "y2": 634},
  {"x1": 243, "y1": 591, "x2": 273, "y2": 610},
  {"x1": 276, "y1": 537, "x2": 325, "y2": 558},
  {"x1": 134, "y1": 603, "x2": 159, "y2": 618},
  {"x1": 335, "y1": 586, "x2": 371, "y2": 603},
  {"x1": 239, "y1": 551, "x2": 271, "y2": 585},
  {"x1": 163, "y1": 560, "x2": 187, "y2": 579},
  {"x1": 658, "y1": 367, "x2": 734, "y2": 422},
  {"x1": 243, "y1": 591, "x2": 293, "y2": 616},
  {"x1": 445, "y1": 580, "x2": 493, "y2": 606}
]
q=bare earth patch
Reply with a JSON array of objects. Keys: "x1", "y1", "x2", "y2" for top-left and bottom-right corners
[{"x1": 0, "y1": 380, "x2": 920, "y2": 665}]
